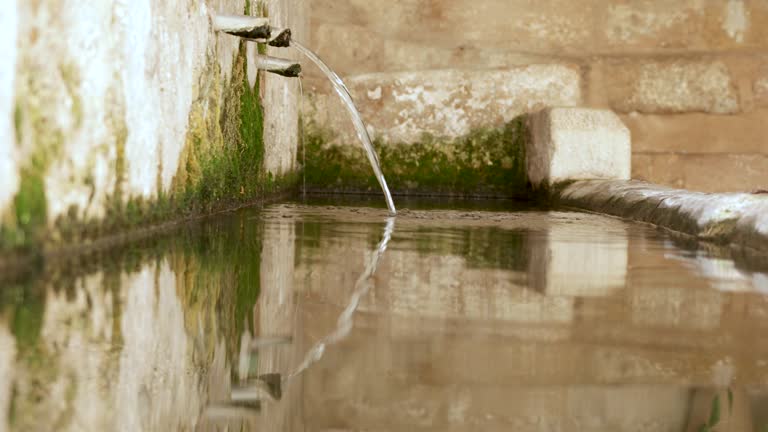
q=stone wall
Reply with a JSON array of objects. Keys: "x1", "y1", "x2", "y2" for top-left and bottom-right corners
[
  {"x1": 0, "y1": 0, "x2": 306, "y2": 253},
  {"x1": 305, "y1": 0, "x2": 768, "y2": 193}
]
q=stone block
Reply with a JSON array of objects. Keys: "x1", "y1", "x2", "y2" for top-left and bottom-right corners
[
  {"x1": 310, "y1": 0, "x2": 768, "y2": 60},
  {"x1": 527, "y1": 108, "x2": 631, "y2": 188},
  {"x1": 632, "y1": 152, "x2": 768, "y2": 192},
  {"x1": 306, "y1": 65, "x2": 582, "y2": 146},
  {"x1": 604, "y1": 60, "x2": 740, "y2": 114},
  {"x1": 621, "y1": 110, "x2": 768, "y2": 154}
]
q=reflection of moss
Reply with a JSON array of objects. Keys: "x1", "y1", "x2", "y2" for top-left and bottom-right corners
[
  {"x1": 6, "y1": 203, "x2": 269, "y2": 426},
  {"x1": 296, "y1": 217, "x2": 529, "y2": 271},
  {"x1": 303, "y1": 116, "x2": 529, "y2": 197},
  {"x1": 9, "y1": 282, "x2": 46, "y2": 352}
]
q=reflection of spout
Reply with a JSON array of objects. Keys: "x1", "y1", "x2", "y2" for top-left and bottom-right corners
[
  {"x1": 254, "y1": 55, "x2": 301, "y2": 77},
  {"x1": 249, "y1": 335, "x2": 292, "y2": 350},
  {"x1": 286, "y1": 217, "x2": 396, "y2": 380},
  {"x1": 203, "y1": 402, "x2": 261, "y2": 420},
  {"x1": 212, "y1": 15, "x2": 271, "y2": 39},
  {"x1": 232, "y1": 374, "x2": 282, "y2": 402}
]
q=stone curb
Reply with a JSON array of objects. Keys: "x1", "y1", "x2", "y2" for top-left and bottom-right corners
[{"x1": 554, "y1": 179, "x2": 768, "y2": 253}]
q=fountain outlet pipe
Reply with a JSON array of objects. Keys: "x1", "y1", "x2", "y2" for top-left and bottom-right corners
[
  {"x1": 263, "y1": 28, "x2": 292, "y2": 47},
  {"x1": 213, "y1": 15, "x2": 292, "y2": 47},
  {"x1": 212, "y1": 15, "x2": 271, "y2": 39},
  {"x1": 250, "y1": 27, "x2": 291, "y2": 47},
  {"x1": 254, "y1": 54, "x2": 301, "y2": 77}
]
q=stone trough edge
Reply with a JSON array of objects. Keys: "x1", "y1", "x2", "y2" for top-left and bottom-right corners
[{"x1": 553, "y1": 179, "x2": 768, "y2": 253}]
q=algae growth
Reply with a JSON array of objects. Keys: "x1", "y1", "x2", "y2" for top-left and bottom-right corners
[
  {"x1": 302, "y1": 116, "x2": 530, "y2": 197},
  {"x1": 1, "y1": 39, "x2": 289, "y2": 255}
]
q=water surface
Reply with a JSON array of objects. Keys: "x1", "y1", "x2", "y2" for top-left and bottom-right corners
[{"x1": 2, "y1": 200, "x2": 768, "y2": 431}]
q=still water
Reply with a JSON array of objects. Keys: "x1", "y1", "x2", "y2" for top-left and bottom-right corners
[{"x1": 2, "y1": 200, "x2": 768, "y2": 431}]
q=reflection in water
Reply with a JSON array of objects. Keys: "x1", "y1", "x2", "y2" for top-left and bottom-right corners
[
  {"x1": 288, "y1": 217, "x2": 395, "y2": 380},
  {"x1": 2, "y1": 202, "x2": 768, "y2": 431}
]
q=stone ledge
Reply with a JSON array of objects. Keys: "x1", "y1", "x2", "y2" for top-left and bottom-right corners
[{"x1": 555, "y1": 179, "x2": 768, "y2": 252}]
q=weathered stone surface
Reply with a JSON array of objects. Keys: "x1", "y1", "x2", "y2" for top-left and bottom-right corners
[
  {"x1": 604, "y1": 60, "x2": 740, "y2": 114},
  {"x1": 306, "y1": 0, "x2": 768, "y2": 207},
  {"x1": 622, "y1": 110, "x2": 768, "y2": 154},
  {"x1": 0, "y1": 0, "x2": 18, "y2": 213},
  {"x1": 303, "y1": 117, "x2": 529, "y2": 196},
  {"x1": 527, "y1": 108, "x2": 631, "y2": 188},
  {"x1": 556, "y1": 179, "x2": 768, "y2": 252},
  {"x1": 307, "y1": 65, "x2": 581, "y2": 146},
  {"x1": 308, "y1": 21, "x2": 572, "y2": 77},
  {"x1": 262, "y1": 0, "x2": 306, "y2": 177},
  {"x1": 310, "y1": 0, "x2": 768, "y2": 62},
  {"x1": 756, "y1": 74, "x2": 768, "y2": 108},
  {"x1": 633, "y1": 152, "x2": 768, "y2": 193},
  {"x1": 1, "y1": 0, "x2": 306, "y2": 253}
]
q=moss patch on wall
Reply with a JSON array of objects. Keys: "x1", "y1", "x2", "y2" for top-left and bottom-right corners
[
  {"x1": 302, "y1": 116, "x2": 530, "y2": 197},
  {"x1": 1, "y1": 69, "x2": 66, "y2": 251},
  {"x1": 1, "y1": 40, "x2": 297, "y2": 258}
]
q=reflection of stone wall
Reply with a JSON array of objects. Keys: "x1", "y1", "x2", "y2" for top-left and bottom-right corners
[
  {"x1": 8, "y1": 261, "x2": 211, "y2": 431},
  {"x1": 281, "y1": 209, "x2": 767, "y2": 431},
  {"x1": 307, "y1": 0, "x2": 768, "y2": 192},
  {"x1": 0, "y1": 324, "x2": 15, "y2": 432},
  {"x1": 4, "y1": 209, "x2": 269, "y2": 431}
]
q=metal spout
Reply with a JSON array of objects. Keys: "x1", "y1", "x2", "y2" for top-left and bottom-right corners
[
  {"x1": 242, "y1": 27, "x2": 292, "y2": 47},
  {"x1": 265, "y1": 27, "x2": 291, "y2": 47},
  {"x1": 213, "y1": 15, "x2": 270, "y2": 39},
  {"x1": 254, "y1": 54, "x2": 301, "y2": 77}
]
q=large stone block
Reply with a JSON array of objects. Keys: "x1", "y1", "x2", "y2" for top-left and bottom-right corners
[
  {"x1": 527, "y1": 108, "x2": 631, "y2": 188},
  {"x1": 632, "y1": 152, "x2": 768, "y2": 192},
  {"x1": 621, "y1": 110, "x2": 768, "y2": 154},
  {"x1": 310, "y1": 0, "x2": 768, "y2": 62},
  {"x1": 307, "y1": 65, "x2": 582, "y2": 145},
  {"x1": 603, "y1": 60, "x2": 740, "y2": 114}
]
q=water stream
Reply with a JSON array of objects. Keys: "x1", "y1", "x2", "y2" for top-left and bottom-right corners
[{"x1": 292, "y1": 41, "x2": 397, "y2": 215}]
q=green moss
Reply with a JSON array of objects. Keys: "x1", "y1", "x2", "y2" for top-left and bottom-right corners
[
  {"x1": 13, "y1": 103, "x2": 22, "y2": 144},
  {"x1": 303, "y1": 116, "x2": 530, "y2": 197},
  {"x1": 0, "y1": 37, "x2": 300, "y2": 257},
  {"x1": 2, "y1": 69, "x2": 70, "y2": 251},
  {"x1": 1, "y1": 139, "x2": 61, "y2": 251},
  {"x1": 171, "y1": 40, "x2": 279, "y2": 217},
  {"x1": 11, "y1": 172, "x2": 47, "y2": 246}
]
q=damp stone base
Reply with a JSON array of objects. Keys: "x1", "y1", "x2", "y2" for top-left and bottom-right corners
[{"x1": 554, "y1": 179, "x2": 768, "y2": 253}]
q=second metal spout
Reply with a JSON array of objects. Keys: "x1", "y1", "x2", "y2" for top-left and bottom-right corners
[{"x1": 254, "y1": 54, "x2": 301, "y2": 77}]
